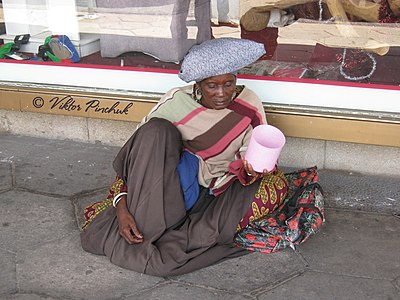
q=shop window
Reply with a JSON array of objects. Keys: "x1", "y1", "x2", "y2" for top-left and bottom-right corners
[{"x1": 1, "y1": 0, "x2": 400, "y2": 95}]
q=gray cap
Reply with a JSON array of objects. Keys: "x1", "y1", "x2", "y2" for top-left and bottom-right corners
[{"x1": 178, "y1": 38, "x2": 266, "y2": 83}]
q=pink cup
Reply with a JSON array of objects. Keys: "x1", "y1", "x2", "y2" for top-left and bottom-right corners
[{"x1": 244, "y1": 125, "x2": 286, "y2": 172}]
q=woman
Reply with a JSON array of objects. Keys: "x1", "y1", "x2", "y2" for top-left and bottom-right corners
[{"x1": 80, "y1": 38, "x2": 288, "y2": 276}]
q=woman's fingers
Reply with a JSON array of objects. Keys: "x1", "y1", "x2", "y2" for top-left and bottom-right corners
[
  {"x1": 116, "y1": 210, "x2": 144, "y2": 244},
  {"x1": 120, "y1": 226, "x2": 143, "y2": 244},
  {"x1": 126, "y1": 216, "x2": 143, "y2": 239},
  {"x1": 121, "y1": 228, "x2": 136, "y2": 244},
  {"x1": 248, "y1": 164, "x2": 256, "y2": 175},
  {"x1": 243, "y1": 159, "x2": 257, "y2": 176},
  {"x1": 263, "y1": 165, "x2": 276, "y2": 175},
  {"x1": 129, "y1": 222, "x2": 143, "y2": 239}
]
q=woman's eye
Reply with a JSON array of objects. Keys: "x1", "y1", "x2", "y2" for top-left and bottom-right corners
[{"x1": 207, "y1": 84, "x2": 216, "y2": 89}]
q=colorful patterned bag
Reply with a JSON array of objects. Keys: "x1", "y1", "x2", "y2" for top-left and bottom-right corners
[
  {"x1": 37, "y1": 35, "x2": 80, "y2": 63},
  {"x1": 234, "y1": 167, "x2": 325, "y2": 253}
]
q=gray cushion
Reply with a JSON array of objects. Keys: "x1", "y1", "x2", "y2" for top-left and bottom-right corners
[{"x1": 178, "y1": 38, "x2": 266, "y2": 82}]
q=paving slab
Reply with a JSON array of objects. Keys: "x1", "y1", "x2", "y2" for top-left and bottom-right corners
[
  {"x1": 18, "y1": 233, "x2": 164, "y2": 300},
  {"x1": 1, "y1": 295, "x2": 60, "y2": 300},
  {"x1": 0, "y1": 161, "x2": 12, "y2": 191},
  {"x1": 318, "y1": 169, "x2": 400, "y2": 214},
  {"x1": 297, "y1": 209, "x2": 400, "y2": 280},
  {"x1": 395, "y1": 275, "x2": 400, "y2": 291},
  {"x1": 0, "y1": 134, "x2": 118, "y2": 197},
  {"x1": 1, "y1": 134, "x2": 400, "y2": 300},
  {"x1": 174, "y1": 250, "x2": 306, "y2": 296},
  {"x1": 0, "y1": 190, "x2": 76, "y2": 252},
  {"x1": 257, "y1": 271, "x2": 400, "y2": 300},
  {"x1": 0, "y1": 249, "x2": 17, "y2": 295},
  {"x1": 127, "y1": 281, "x2": 249, "y2": 300}
]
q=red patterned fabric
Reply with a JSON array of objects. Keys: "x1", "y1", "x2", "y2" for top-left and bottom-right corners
[
  {"x1": 234, "y1": 167, "x2": 325, "y2": 253},
  {"x1": 81, "y1": 176, "x2": 126, "y2": 230},
  {"x1": 379, "y1": 0, "x2": 400, "y2": 23},
  {"x1": 237, "y1": 169, "x2": 288, "y2": 230}
]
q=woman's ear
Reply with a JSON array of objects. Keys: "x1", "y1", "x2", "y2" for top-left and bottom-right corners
[{"x1": 195, "y1": 84, "x2": 202, "y2": 95}]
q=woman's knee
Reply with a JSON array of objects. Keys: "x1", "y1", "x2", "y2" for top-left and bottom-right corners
[
  {"x1": 140, "y1": 118, "x2": 178, "y2": 134},
  {"x1": 136, "y1": 118, "x2": 182, "y2": 148}
]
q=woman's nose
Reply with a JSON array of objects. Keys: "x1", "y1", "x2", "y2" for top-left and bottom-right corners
[{"x1": 216, "y1": 86, "x2": 224, "y2": 96}]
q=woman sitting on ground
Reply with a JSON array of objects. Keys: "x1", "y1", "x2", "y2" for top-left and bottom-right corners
[{"x1": 80, "y1": 38, "x2": 288, "y2": 276}]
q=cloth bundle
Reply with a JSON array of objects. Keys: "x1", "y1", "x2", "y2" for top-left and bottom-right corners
[{"x1": 234, "y1": 166, "x2": 325, "y2": 253}]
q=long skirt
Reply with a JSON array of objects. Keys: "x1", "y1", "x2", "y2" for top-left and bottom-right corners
[{"x1": 81, "y1": 118, "x2": 261, "y2": 276}]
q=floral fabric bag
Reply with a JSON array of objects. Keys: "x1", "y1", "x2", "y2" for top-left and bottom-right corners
[{"x1": 234, "y1": 167, "x2": 325, "y2": 253}]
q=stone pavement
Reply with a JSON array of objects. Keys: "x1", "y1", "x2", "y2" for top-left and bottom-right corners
[{"x1": 0, "y1": 133, "x2": 399, "y2": 300}]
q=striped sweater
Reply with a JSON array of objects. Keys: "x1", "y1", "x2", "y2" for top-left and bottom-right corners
[{"x1": 140, "y1": 85, "x2": 267, "y2": 195}]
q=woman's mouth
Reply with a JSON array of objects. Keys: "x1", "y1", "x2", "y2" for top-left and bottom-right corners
[{"x1": 214, "y1": 99, "x2": 228, "y2": 106}]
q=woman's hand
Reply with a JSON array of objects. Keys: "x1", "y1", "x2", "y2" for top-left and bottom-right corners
[
  {"x1": 242, "y1": 158, "x2": 257, "y2": 177},
  {"x1": 242, "y1": 158, "x2": 273, "y2": 176},
  {"x1": 115, "y1": 195, "x2": 144, "y2": 244}
]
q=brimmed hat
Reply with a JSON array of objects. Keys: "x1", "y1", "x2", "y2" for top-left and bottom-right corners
[{"x1": 178, "y1": 38, "x2": 266, "y2": 83}]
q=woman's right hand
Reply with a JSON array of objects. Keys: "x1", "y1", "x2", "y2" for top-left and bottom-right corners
[
  {"x1": 242, "y1": 158, "x2": 257, "y2": 177},
  {"x1": 115, "y1": 195, "x2": 144, "y2": 244}
]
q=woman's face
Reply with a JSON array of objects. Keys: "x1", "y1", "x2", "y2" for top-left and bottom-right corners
[{"x1": 197, "y1": 74, "x2": 237, "y2": 110}]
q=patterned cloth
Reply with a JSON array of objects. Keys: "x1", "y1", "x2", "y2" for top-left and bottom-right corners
[
  {"x1": 234, "y1": 167, "x2": 325, "y2": 253},
  {"x1": 81, "y1": 176, "x2": 126, "y2": 230},
  {"x1": 237, "y1": 168, "x2": 288, "y2": 230},
  {"x1": 140, "y1": 84, "x2": 267, "y2": 196}
]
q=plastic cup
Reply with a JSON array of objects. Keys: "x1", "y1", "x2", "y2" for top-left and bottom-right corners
[{"x1": 244, "y1": 124, "x2": 286, "y2": 172}]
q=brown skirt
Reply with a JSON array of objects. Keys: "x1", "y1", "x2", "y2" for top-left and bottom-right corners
[{"x1": 81, "y1": 118, "x2": 259, "y2": 276}]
